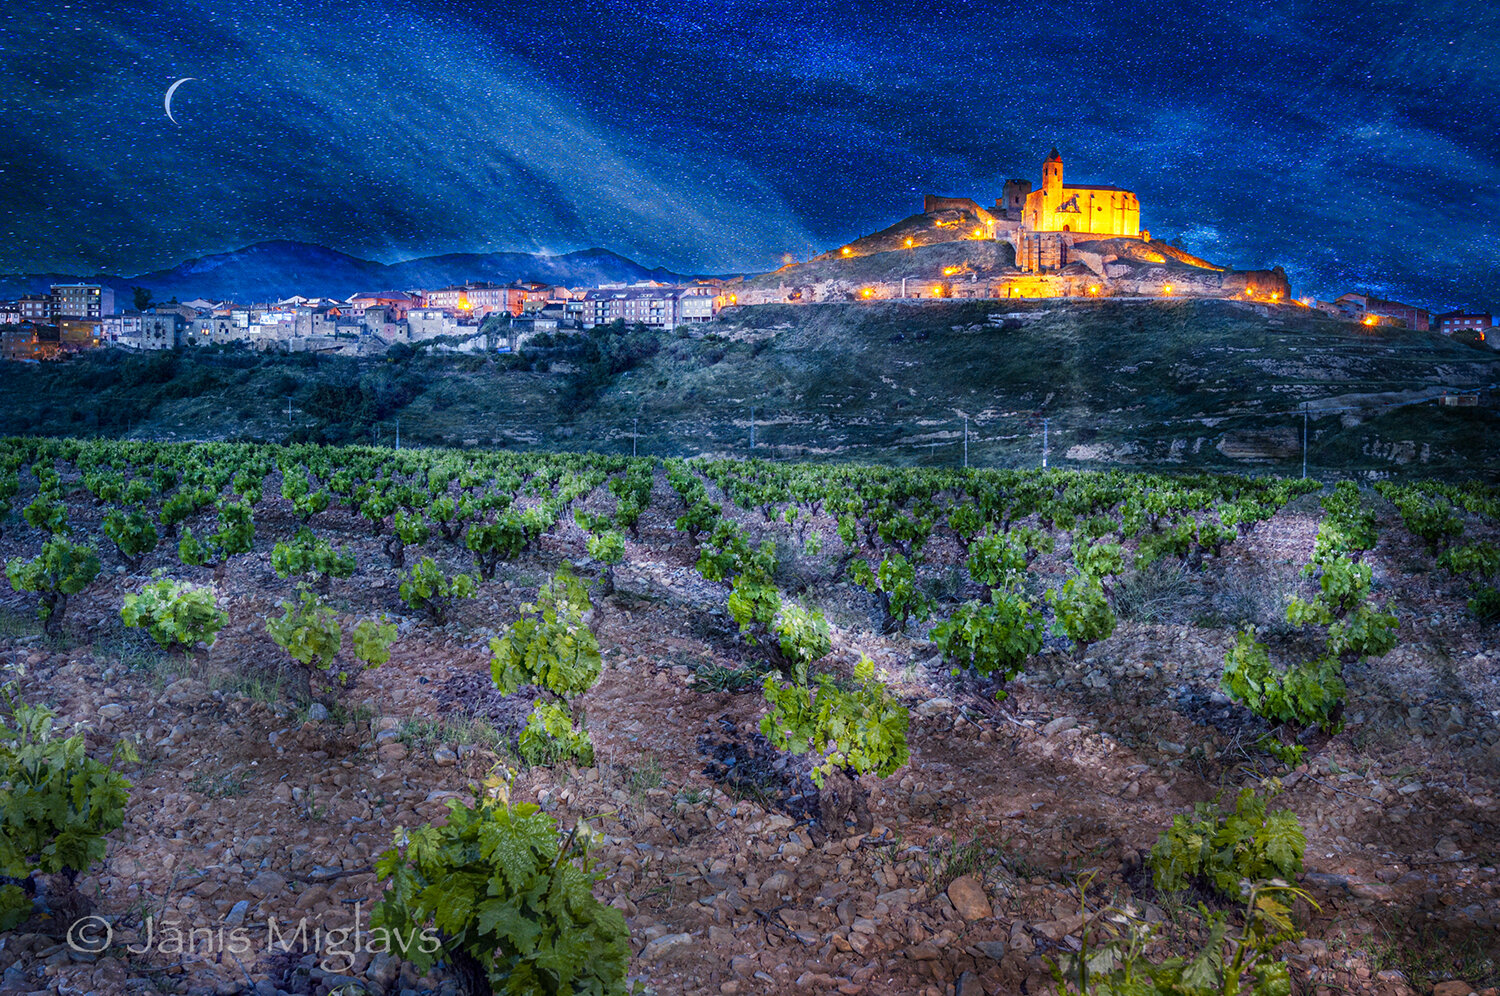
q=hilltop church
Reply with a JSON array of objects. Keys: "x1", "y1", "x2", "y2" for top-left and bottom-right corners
[{"x1": 1003, "y1": 149, "x2": 1142, "y2": 238}]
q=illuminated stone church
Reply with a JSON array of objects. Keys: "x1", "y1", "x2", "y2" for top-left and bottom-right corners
[{"x1": 1013, "y1": 149, "x2": 1141, "y2": 238}]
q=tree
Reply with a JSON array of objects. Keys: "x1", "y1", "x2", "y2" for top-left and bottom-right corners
[{"x1": 131, "y1": 286, "x2": 154, "y2": 312}]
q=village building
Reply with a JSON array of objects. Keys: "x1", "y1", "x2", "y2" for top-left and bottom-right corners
[
  {"x1": 1434, "y1": 311, "x2": 1493, "y2": 336},
  {"x1": 50, "y1": 283, "x2": 115, "y2": 320},
  {"x1": 1330, "y1": 293, "x2": 1432, "y2": 330}
]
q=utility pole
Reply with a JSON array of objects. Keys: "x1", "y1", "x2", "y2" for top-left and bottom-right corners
[
  {"x1": 286, "y1": 396, "x2": 293, "y2": 424},
  {"x1": 632, "y1": 417, "x2": 638, "y2": 457},
  {"x1": 1301, "y1": 405, "x2": 1308, "y2": 479},
  {"x1": 963, "y1": 416, "x2": 969, "y2": 469},
  {"x1": 1042, "y1": 417, "x2": 1049, "y2": 469},
  {"x1": 395, "y1": 416, "x2": 401, "y2": 450},
  {"x1": 749, "y1": 406, "x2": 755, "y2": 451}
]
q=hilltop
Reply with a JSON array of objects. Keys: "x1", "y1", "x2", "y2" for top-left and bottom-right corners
[{"x1": 2, "y1": 299, "x2": 1494, "y2": 474}]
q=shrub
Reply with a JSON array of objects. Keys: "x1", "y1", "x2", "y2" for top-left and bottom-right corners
[
  {"x1": 760, "y1": 654, "x2": 910, "y2": 829},
  {"x1": 967, "y1": 530, "x2": 1028, "y2": 592},
  {"x1": 1133, "y1": 520, "x2": 1195, "y2": 570},
  {"x1": 0, "y1": 687, "x2": 134, "y2": 929},
  {"x1": 933, "y1": 589, "x2": 1044, "y2": 695},
  {"x1": 382, "y1": 509, "x2": 430, "y2": 569},
  {"x1": 398, "y1": 557, "x2": 477, "y2": 624},
  {"x1": 466, "y1": 515, "x2": 529, "y2": 581},
  {"x1": 159, "y1": 487, "x2": 212, "y2": 537},
  {"x1": 267, "y1": 589, "x2": 393, "y2": 700},
  {"x1": 772, "y1": 602, "x2": 831, "y2": 682},
  {"x1": 490, "y1": 566, "x2": 600, "y2": 766},
  {"x1": 1289, "y1": 555, "x2": 1397, "y2": 662},
  {"x1": 1221, "y1": 629, "x2": 1346, "y2": 733},
  {"x1": 351, "y1": 616, "x2": 398, "y2": 668},
  {"x1": 1072, "y1": 539, "x2": 1125, "y2": 580},
  {"x1": 178, "y1": 501, "x2": 255, "y2": 568},
  {"x1": 121, "y1": 576, "x2": 227, "y2": 650},
  {"x1": 1048, "y1": 876, "x2": 1306, "y2": 996},
  {"x1": 1150, "y1": 781, "x2": 1305, "y2": 900},
  {"x1": 850, "y1": 553, "x2": 932, "y2": 633},
  {"x1": 584, "y1": 530, "x2": 625, "y2": 594},
  {"x1": 517, "y1": 701, "x2": 595, "y2": 766},
  {"x1": 5, "y1": 537, "x2": 101, "y2": 635},
  {"x1": 1046, "y1": 575, "x2": 1116, "y2": 652},
  {"x1": 267, "y1": 588, "x2": 341, "y2": 686},
  {"x1": 281, "y1": 472, "x2": 330, "y2": 522},
  {"x1": 369, "y1": 792, "x2": 631, "y2": 996},
  {"x1": 727, "y1": 574, "x2": 782, "y2": 642},
  {"x1": 271, "y1": 526, "x2": 356, "y2": 590},
  {"x1": 21, "y1": 496, "x2": 67, "y2": 535},
  {"x1": 102, "y1": 508, "x2": 159, "y2": 568}
]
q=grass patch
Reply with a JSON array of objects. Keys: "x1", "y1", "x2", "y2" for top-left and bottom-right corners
[
  {"x1": 690, "y1": 658, "x2": 771, "y2": 693},
  {"x1": 397, "y1": 712, "x2": 507, "y2": 753},
  {"x1": 629, "y1": 753, "x2": 664, "y2": 795},
  {"x1": 186, "y1": 768, "x2": 249, "y2": 798},
  {"x1": 0, "y1": 606, "x2": 43, "y2": 640},
  {"x1": 1113, "y1": 559, "x2": 1192, "y2": 623},
  {"x1": 1365, "y1": 913, "x2": 1499, "y2": 989},
  {"x1": 927, "y1": 827, "x2": 1011, "y2": 890}
]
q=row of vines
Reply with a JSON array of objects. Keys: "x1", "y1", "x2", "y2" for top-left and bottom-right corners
[{"x1": 2, "y1": 437, "x2": 1496, "y2": 993}]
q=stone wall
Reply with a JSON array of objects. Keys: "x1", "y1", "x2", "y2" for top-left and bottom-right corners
[{"x1": 922, "y1": 196, "x2": 997, "y2": 226}]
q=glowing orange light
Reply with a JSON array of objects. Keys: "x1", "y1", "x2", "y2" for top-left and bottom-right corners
[
  {"x1": 729, "y1": 294, "x2": 737, "y2": 304},
  {"x1": 942, "y1": 266, "x2": 958, "y2": 276},
  {"x1": 1362, "y1": 316, "x2": 1377, "y2": 326},
  {"x1": 904, "y1": 237, "x2": 914, "y2": 248},
  {"x1": 1088, "y1": 285, "x2": 1100, "y2": 296},
  {"x1": 860, "y1": 288, "x2": 875, "y2": 299},
  {"x1": 1270, "y1": 292, "x2": 1280, "y2": 301},
  {"x1": 841, "y1": 246, "x2": 853, "y2": 256},
  {"x1": 972, "y1": 228, "x2": 984, "y2": 237},
  {"x1": 1162, "y1": 284, "x2": 1173, "y2": 296},
  {"x1": 932, "y1": 286, "x2": 942, "y2": 295}
]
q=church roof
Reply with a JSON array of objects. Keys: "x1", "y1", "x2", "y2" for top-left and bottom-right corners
[
  {"x1": 1061, "y1": 184, "x2": 1134, "y2": 193},
  {"x1": 1046, "y1": 148, "x2": 1062, "y2": 162}
]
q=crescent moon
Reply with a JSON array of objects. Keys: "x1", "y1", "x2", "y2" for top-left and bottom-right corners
[{"x1": 164, "y1": 77, "x2": 196, "y2": 125}]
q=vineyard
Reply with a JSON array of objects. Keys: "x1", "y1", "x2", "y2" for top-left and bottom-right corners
[{"x1": 0, "y1": 437, "x2": 1497, "y2": 996}]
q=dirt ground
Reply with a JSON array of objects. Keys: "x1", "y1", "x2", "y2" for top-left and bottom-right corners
[{"x1": 0, "y1": 473, "x2": 1497, "y2": 996}]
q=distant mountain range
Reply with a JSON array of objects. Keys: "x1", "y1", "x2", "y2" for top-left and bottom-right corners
[{"x1": 0, "y1": 240, "x2": 698, "y2": 303}]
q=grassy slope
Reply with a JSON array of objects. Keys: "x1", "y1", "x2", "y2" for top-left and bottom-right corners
[
  {"x1": 581, "y1": 300, "x2": 1500, "y2": 472},
  {"x1": 1, "y1": 300, "x2": 1495, "y2": 473}
]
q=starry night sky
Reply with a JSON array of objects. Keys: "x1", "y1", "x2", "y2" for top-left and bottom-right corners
[{"x1": 2, "y1": 0, "x2": 1498, "y2": 311}]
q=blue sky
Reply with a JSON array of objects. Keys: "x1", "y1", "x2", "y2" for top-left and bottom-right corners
[{"x1": 1, "y1": 0, "x2": 1497, "y2": 311}]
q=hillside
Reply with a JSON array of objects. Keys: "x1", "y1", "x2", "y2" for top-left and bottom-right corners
[
  {"x1": 0, "y1": 241, "x2": 693, "y2": 302},
  {"x1": 0, "y1": 299, "x2": 1494, "y2": 474},
  {"x1": 573, "y1": 300, "x2": 1500, "y2": 474}
]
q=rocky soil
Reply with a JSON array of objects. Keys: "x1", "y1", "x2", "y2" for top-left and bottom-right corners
[{"x1": 0, "y1": 479, "x2": 1497, "y2": 996}]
